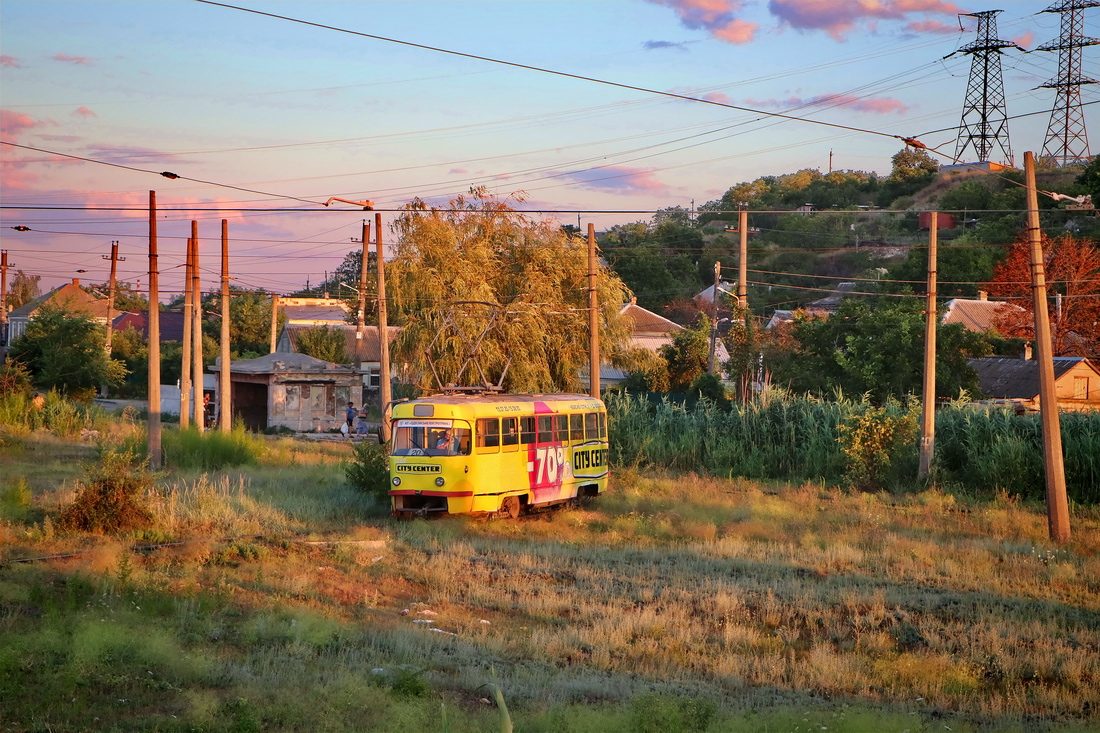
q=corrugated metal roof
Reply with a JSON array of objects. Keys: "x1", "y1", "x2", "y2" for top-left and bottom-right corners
[
  {"x1": 968, "y1": 356, "x2": 1094, "y2": 399},
  {"x1": 228, "y1": 352, "x2": 357, "y2": 375}
]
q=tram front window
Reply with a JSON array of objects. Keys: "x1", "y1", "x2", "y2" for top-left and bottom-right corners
[{"x1": 392, "y1": 422, "x2": 471, "y2": 456}]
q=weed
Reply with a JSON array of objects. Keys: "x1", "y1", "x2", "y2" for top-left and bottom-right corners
[
  {"x1": 0, "y1": 476, "x2": 32, "y2": 521},
  {"x1": 54, "y1": 449, "x2": 154, "y2": 534}
]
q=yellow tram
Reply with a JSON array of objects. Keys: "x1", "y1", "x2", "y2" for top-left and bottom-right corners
[{"x1": 387, "y1": 393, "x2": 609, "y2": 517}]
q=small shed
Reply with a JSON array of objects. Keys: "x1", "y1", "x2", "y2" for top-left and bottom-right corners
[
  {"x1": 968, "y1": 356, "x2": 1100, "y2": 412},
  {"x1": 219, "y1": 352, "x2": 363, "y2": 432}
]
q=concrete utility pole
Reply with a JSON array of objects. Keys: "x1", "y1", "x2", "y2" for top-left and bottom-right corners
[
  {"x1": 919, "y1": 212, "x2": 938, "y2": 478},
  {"x1": 587, "y1": 223, "x2": 600, "y2": 399},
  {"x1": 220, "y1": 219, "x2": 231, "y2": 433},
  {"x1": 103, "y1": 241, "x2": 124, "y2": 355},
  {"x1": 355, "y1": 221, "x2": 370, "y2": 371},
  {"x1": 269, "y1": 293, "x2": 279, "y2": 354},
  {"x1": 1024, "y1": 151, "x2": 1071, "y2": 542},
  {"x1": 180, "y1": 236, "x2": 193, "y2": 430},
  {"x1": 376, "y1": 213, "x2": 392, "y2": 440},
  {"x1": 1, "y1": 250, "x2": 10, "y2": 346},
  {"x1": 147, "y1": 191, "x2": 162, "y2": 468},
  {"x1": 738, "y1": 207, "x2": 748, "y2": 312},
  {"x1": 191, "y1": 221, "x2": 204, "y2": 432},
  {"x1": 708, "y1": 261, "x2": 722, "y2": 375}
]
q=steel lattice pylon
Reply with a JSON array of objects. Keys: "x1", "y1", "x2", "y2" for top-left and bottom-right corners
[
  {"x1": 952, "y1": 10, "x2": 1023, "y2": 166},
  {"x1": 1038, "y1": 0, "x2": 1099, "y2": 167}
]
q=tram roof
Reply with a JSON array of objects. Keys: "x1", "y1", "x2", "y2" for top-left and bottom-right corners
[{"x1": 405, "y1": 392, "x2": 601, "y2": 406}]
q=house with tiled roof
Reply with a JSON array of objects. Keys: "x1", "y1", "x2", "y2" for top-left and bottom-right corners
[
  {"x1": 278, "y1": 297, "x2": 349, "y2": 326},
  {"x1": 5, "y1": 279, "x2": 111, "y2": 344},
  {"x1": 941, "y1": 291, "x2": 1024, "y2": 334},
  {"x1": 582, "y1": 299, "x2": 729, "y2": 388}
]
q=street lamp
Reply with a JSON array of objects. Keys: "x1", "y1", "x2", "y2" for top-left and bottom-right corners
[{"x1": 324, "y1": 197, "x2": 375, "y2": 210}]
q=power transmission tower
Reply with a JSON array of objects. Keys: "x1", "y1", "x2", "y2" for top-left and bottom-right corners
[
  {"x1": 950, "y1": 10, "x2": 1023, "y2": 166},
  {"x1": 1038, "y1": 0, "x2": 1099, "y2": 167}
]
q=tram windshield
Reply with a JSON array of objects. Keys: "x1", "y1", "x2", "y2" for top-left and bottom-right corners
[{"x1": 392, "y1": 419, "x2": 471, "y2": 457}]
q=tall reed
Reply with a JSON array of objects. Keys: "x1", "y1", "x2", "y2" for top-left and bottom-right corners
[{"x1": 606, "y1": 391, "x2": 1100, "y2": 503}]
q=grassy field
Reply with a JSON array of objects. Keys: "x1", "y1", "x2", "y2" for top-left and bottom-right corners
[{"x1": 1, "y1": 425, "x2": 1098, "y2": 732}]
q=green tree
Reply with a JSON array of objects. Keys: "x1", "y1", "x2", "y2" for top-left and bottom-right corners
[
  {"x1": 296, "y1": 326, "x2": 349, "y2": 364},
  {"x1": 770, "y1": 299, "x2": 989, "y2": 402},
  {"x1": 84, "y1": 281, "x2": 149, "y2": 313},
  {"x1": 658, "y1": 314, "x2": 711, "y2": 393},
  {"x1": 8, "y1": 304, "x2": 126, "y2": 400},
  {"x1": 389, "y1": 189, "x2": 631, "y2": 393},
  {"x1": 201, "y1": 288, "x2": 285, "y2": 357},
  {"x1": 110, "y1": 325, "x2": 149, "y2": 398},
  {"x1": 1076, "y1": 154, "x2": 1100, "y2": 201},
  {"x1": 5, "y1": 270, "x2": 40, "y2": 310},
  {"x1": 888, "y1": 146, "x2": 938, "y2": 181}
]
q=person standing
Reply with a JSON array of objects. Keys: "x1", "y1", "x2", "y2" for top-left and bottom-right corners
[{"x1": 345, "y1": 402, "x2": 356, "y2": 437}]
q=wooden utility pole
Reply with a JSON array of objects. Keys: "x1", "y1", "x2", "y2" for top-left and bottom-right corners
[
  {"x1": 376, "y1": 213, "x2": 392, "y2": 441},
  {"x1": 269, "y1": 293, "x2": 279, "y2": 354},
  {"x1": 220, "y1": 219, "x2": 231, "y2": 433},
  {"x1": 147, "y1": 192, "x2": 162, "y2": 468},
  {"x1": 919, "y1": 212, "x2": 938, "y2": 478},
  {"x1": 191, "y1": 220, "x2": 204, "y2": 431},
  {"x1": 587, "y1": 223, "x2": 600, "y2": 399},
  {"x1": 1024, "y1": 151, "x2": 1071, "y2": 542},
  {"x1": 180, "y1": 236, "x2": 193, "y2": 430},
  {"x1": 103, "y1": 241, "x2": 124, "y2": 355},
  {"x1": 355, "y1": 220, "x2": 371, "y2": 371},
  {"x1": 708, "y1": 261, "x2": 721, "y2": 375},
  {"x1": 0, "y1": 250, "x2": 9, "y2": 346}
]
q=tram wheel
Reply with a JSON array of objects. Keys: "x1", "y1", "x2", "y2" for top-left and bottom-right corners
[{"x1": 501, "y1": 495, "x2": 521, "y2": 519}]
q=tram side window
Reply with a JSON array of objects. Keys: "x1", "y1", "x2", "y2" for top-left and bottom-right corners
[
  {"x1": 569, "y1": 414, "x2": 584, "y2": 442},
  {"x1": 554, "y1": 415, "x2": 568, "y2": 442},
  {"x1": 520, "y1": 416, "x2": 536, "y2": 444},
  {"x1": 476, "y1": 418, "x2": 500, "y2": 450},
  {"x1": 585, "y1": 412, "x2": 598, "y2": 440},
  {"x1": 537, "y1": 415, "x2": 554, "y2": 443},
  {"x1": 502, "y1": 417, "x2": 519, "y2": 446}
]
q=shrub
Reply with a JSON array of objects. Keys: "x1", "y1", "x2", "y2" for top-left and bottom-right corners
[
  {"x1": 55, "y1": 449, "x2": 155, "y2": 534},
  {"x1": 837, "y1": 403, "x2": 919, "y2": 491},
  {"x1": 0, "y1": 358, "x2": 32, "y2": 397},
  {"x1": 345, "y1": 440, "x2": 390, "y2": 501},
  {"x1": 1, "y1": 476, "x2": 32, "y2": 521}
]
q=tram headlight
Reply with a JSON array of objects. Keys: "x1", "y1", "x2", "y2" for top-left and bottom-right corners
[
  {"x1": 392, "y1": 476, "x2": 401, "y2": 487},
  {"x1": 435, "y1": 477, "x2": 445, "y2": 487}
]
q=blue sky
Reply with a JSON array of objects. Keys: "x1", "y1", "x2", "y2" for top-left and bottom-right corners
[{"x1": 1, "y1": 0, "x2": 1093, "y2": 298}]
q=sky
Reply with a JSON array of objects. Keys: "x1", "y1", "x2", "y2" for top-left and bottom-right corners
[{"x1": 1, "y1": 0, "x2": 1095, "y2": 300}]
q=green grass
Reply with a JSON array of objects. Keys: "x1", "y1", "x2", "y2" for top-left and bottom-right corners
[{"x1": 2, "y1": 416, "x2": 1099, "y2": 732}]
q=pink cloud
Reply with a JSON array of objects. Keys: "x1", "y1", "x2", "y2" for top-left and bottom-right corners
[
  {"x1": 702, "y1": 92, "x2": 733, "y2": 104},
  {"x1": 649, "y1": 0, "x2": 758, "y2": 44},
  {"x1": 1, "y1": 55, "x2": 21, "y2": 68},
  {"x1": 769, "y1": 0, "x2": 960, "y2": 41},
  {"x1": 1013, "y1": 31, "x2": 1034, "y2": 50},
  {"x1": 53, "y1": 53, "x2": 90, "y2": 65},
  {"x1": 907, "y1": 19, "x2": 957, "y2": 34},
  {"x1": 73, "y1": 106, "x2": 97, "y2": 118},
  {"x1": 559, "y1": 166, "x2": 669, "y2": 195},
  {"x1": 449, "y1": 167, "x2": 469, "y2": 175},
  {"x1": 0, "y1": 110, "x2": 40, "y2": 139},
  {"x1": 744, "y1": 93, "x2": 907, "y2": 114}
]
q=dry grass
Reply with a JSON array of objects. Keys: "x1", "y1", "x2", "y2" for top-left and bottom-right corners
[{"x1": 2, "y1": 430, "x2": 1098, "y2": 732}]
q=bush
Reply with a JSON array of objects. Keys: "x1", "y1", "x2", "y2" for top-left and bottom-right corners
[
  {"x1": 836, "y1": 402, "x2": 919, "y2": 491},
  {"x1": 346, "y1": 440, "x2": 390, "y2": 501},
  {"x1": 55, "y1": 450, "x2": 155, "y2": 534}
]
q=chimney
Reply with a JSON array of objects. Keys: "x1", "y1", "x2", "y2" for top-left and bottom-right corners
[
  {"x1": 1023, "y1": 342, "x2": 1032, "y2": 360},
  {"x1": 72, "y1": 278, "x2": 80, "y2": 287},
  {"x1": 978, "y1": 290, "x2": 987, "y2": 301}
]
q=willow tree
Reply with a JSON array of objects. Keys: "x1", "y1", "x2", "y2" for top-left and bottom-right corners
[{"x1": 389, "y1": 189, "x2": 633, "y2": 394}]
